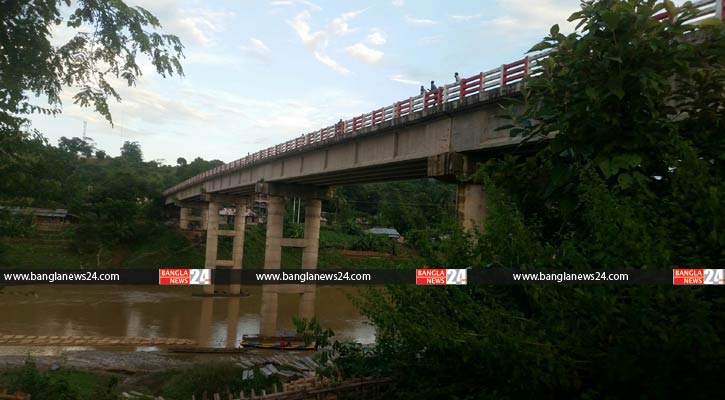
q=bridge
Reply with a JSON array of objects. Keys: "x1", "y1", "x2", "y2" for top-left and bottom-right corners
[{"x1": 161, "y1": 0, "x2": 723, "y2": 334}]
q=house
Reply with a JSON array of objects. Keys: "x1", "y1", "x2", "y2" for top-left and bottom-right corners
[
  {"x1": 366, "y1": 227, "x2": 401, "y2": 239},
  {"x1": 218, "y1": 207, "x2": 260, "y2": 225},
  {"x1": 0, "y1": 206, "x2": 79, "y2": 230}
]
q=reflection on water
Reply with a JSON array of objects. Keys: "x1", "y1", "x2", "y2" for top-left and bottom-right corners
[{"x1": 0, "y1": 285, "x2": 375, "y2": 354}]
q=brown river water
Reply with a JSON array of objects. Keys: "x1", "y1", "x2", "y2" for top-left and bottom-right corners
[{"x1": 0, "y1": 285, "x2": 375, "y2": 356}]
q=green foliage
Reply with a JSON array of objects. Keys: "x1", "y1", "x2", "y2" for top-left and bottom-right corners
[
  {"x1": 3, "y1": 359, "x2": 118, "y2": 400},
  {"x1": 357, "y1": 1, "x2": 725, "y2": 398},
  {"x1": 0, "y1": 0, "x2": 184, "y2": 131},
  {"x1": 159, "y1": 362, "x2": 279, "y2": 400},
  {"x1": 350, "y1": 233, "x2": 394, "y2": 252},
  {"x1": 292, "y1": 316, "x2": 335, "y2": 349},
  {"x1": 120, "y1": 141, "x2": 143, "y2": 163},
  {"x1": 0, "y1": 210, "x2": 36, "y2": 237},
  {"x1": 333, "y1": 180, "x2": 456, "y2": 234}
]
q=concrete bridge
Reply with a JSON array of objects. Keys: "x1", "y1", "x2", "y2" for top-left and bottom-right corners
[{"x1": 162, "y1": 0, "x2": 723, "y2": 335}]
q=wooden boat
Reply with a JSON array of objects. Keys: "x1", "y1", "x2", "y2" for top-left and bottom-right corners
[{"x1": 240, "y1": 335, "x2": 316, "y2": 351}]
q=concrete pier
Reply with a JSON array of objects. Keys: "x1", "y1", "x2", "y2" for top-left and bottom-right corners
[
  {"x1": 456, "y1": 183, "x2": 487, "y2": 233},
  {"x1": 198, "y1": 195, "x2": 249, "y2": 295},
  {"x1": 179, "y1": 207, "x2": 190, "y2": 230},
  {"x1": 203, "y1": 201, "x2": 220, "y2": 295},
  {"x1": 257, "y1": 184, "x2": 327, "y2": 337}
]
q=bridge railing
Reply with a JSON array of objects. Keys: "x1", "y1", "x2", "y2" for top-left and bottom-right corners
[{"x1": 164, "y1": 0, "x2": 722, "y2": 195}]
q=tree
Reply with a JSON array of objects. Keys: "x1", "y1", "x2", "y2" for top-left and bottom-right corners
[
  {"x1": 58, "y1": 136, "x2": 94, "y2": 157},
  {"x1": 120, "y1": 141, "x2": 143, "y2": 163},
  {"x1": 0, "y1": 0, "x2": 184, "y2": 132},
  {"x1": 357, "y1": 1, "x2": 725, "y2": 399},
  {"x1": 176, "y1": 157, "x2": 187, "y2": 166}
]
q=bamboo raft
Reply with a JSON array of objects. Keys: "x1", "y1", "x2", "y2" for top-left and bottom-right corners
[{"x1": 0, "y1": 334, "x2": 195, "y2": 347}]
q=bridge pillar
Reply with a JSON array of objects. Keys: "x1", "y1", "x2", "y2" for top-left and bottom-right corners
[
  {"x1": 259, "y1": 195, "x2": 284, "y2": 337},
  {"x1": 456, "y1": 183, "x2": 487, "y2": 233},
  {"x1": 257, "y1": 183, "x2": 328, "y2": 337},
  {"x1": 299, "y1": 199, "x2": 321, "y2": 319},
  {"x1": 179, "y1": 207, "x2": 190, "y2": 230},
  {"x1": 200, "y1": 208, "x2": 209, "y2": 230},
  {"x1": 201, "y1": 194, "x2": 249, "y2": 295},
  {"x1": 263, "y1": 195, "x2": 285, "y2": 269},
  {"x1": 203, "y1": 201, "x2": 220, "y2": 295},
  {"x1": 225, "y1": 297, "x2": 241, "y2": 348}
]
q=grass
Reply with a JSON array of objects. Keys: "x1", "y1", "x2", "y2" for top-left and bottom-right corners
[{"x1": 0, "y1": 361, "x2": 119, "y2": 400}]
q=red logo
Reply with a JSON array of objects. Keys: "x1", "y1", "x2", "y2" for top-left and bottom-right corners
[
  {"x1": 673, "y1": 269, "x2": 704, "y2": 285},
  {"x1": 416, "y1": 269, "x2": 447, "y2": 285}
]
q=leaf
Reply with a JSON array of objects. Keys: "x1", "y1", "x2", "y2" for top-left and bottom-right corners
[
  {"x1": 611, "y1": 154, "x2": 642, "y2": 170},
  {"x1": 617, "y1": 173, "x2": 633, "y2": 189},
  {"x1": 585, "y1": 87, "x2": 598, "y2": 100},
  {"x1": 605, "y1": 56, "x2": 623, "y2": 63},
  {"x1": 663, "y1": 0, "x2": 677, "y2": 20},
  {"x1": 608, "y1": 78, "x2": 625, "y2": 99},
  {"x1": 602, "y1": 11, "x2": 620, "y2": 29},
  {"x1": 528, "y1": 41, "x2": 553, "y2": 53},
  {"x1": 698, "y1": 18, "x2": 723, "y2": 27},
  {"x1": 550, "y1": 24, "x2": 560, "y2": 36},
  {"x1": 598, "y1": 159, "x2": 613, "y2": 177}
]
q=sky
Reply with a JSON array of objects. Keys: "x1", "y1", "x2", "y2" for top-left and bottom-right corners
[{"x1": 29, "y1": 0, "x2": 585, "y2": 164}]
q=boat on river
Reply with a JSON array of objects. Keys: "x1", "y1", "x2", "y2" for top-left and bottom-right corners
[{"x1": 240, "y1": 334, "x2": 316, "y2": 351}]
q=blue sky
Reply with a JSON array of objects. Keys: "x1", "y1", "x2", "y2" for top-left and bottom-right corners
[{"x1": 31, "y1": 0, "x2": 583, "y2": 164}]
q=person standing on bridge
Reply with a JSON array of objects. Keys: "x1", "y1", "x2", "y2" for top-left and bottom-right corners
[
  {"x1": 420, "y1": 85, "x2": 426, "y2": 95},
  {"x1": 430, "y1": 80, "x2": 437, "y2": 91},
  {"x1": 454, "y1": 72, "x2": 460, "y2": 83}
]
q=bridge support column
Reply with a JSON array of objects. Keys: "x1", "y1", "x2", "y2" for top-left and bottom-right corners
[
  {"x1": 257, "y1": 183, "x2": 329, "y2": 337},
  {"x1": 203, "y1": 201, "x2": 220, "y2": 295},
  {"x1": 456, "y1": 183, "x2": 487, "y2": 233},
  {"x1": 225, "y1": 297, "x2": 240, "y2": 348},
  {"x1": 299, "y1": 199, "x2": 321, "y2": 319},
  {"x1": 259, "y1": 195, "x2": 284, "y2": 337},
  {"x1": 230, "y1": 202, "x2": 246, "y2": 295},
  {"x1": 179, "y1": 207, "x2": 190, "y2": 230},
  {"x1": 201, "y1": 194, "x2": 249, "y2": 295},
  {"x1": 263, "y1": 196, "x2": 285, "y2": 269},
  {"x1": 201, "y1": 208, "x2": 209, "y2": 230}
]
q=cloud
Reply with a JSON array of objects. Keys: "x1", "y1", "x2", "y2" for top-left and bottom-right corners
[
  {"x1": 128, "y1": 1, "x2": 231, "y2": 47},
  {"x1": 329, "y1": 10, "x2": 364, "y2": 35},
  {"x1": 390, "y1": 74, "x2": 420, "y2": 85},
  {"x1": 345, "y1": 43, "x2": 384, "y2": 64},
  {"x1": 405, "y1": 15, "x2": 438, "y2": 26},
  {"x1": 418, "y1": 35, "x2": 442, "y2": 45},
  {"x1": 450, "y1": 14, "x2": 481, "y2": 21},
  {"x1": 270, "y1": 0, "x2": 322, "y2": 11},
  {"x1": 314, "y1": 53, "x2": 349, "y2": 75},
  {"x1": 288, "y1": 9, "x2": 365, "y2": 74},
  {"x1": 366, "y1": 30, "x2": 386, "y2": 45},
  {"x1": 241, "y1": 38, "x2": 272, "y2": 63},
  {"x1": 392, "y1": 0, "x2": 405, "y2": 7},
  {"x1": 483, "y1": 0, "x2": 577, "y2": 34}
]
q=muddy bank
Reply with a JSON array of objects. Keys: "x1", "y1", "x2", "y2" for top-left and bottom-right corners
[{"x1": 0, "y1": 350, "x2": 194, "y2": 372}]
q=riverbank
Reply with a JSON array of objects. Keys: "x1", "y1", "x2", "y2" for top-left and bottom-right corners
[
  {"x1": 0, "y1": 224, "x2": 420, "y2": 269},
  {"x1": 0, "y1": 349, "x2": 314, "y2": 399}
]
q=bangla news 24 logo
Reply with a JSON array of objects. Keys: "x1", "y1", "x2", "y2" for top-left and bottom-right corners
[
  {"x1": 673, "y1": 269, "x2": 725, "y2": 285},
  {"x1": 159, "y1": 269, "x2": 212, "y2": 285},
  {"x1": 416, "y1": 268, "x2": 467, "y2": 285}
]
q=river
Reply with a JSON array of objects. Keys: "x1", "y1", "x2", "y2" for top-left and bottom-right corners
[{"x1": 0, "y1": 285, "x2": 375, "y2": 355}]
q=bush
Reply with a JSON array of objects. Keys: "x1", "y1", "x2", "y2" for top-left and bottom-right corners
[
  {"x1": 3, "y1": 359, "x2": 118, "y2": 400},
  {"x1": 350, "y1": 233, "x2": 393, "y2": 253},
  {"x1": 161, "y1": 362, "x2": 279, "y2": 400}
]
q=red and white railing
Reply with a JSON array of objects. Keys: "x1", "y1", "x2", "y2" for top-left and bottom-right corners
[{"x1": 163, "y1": 0, "x2": 722, "y2": 196}]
